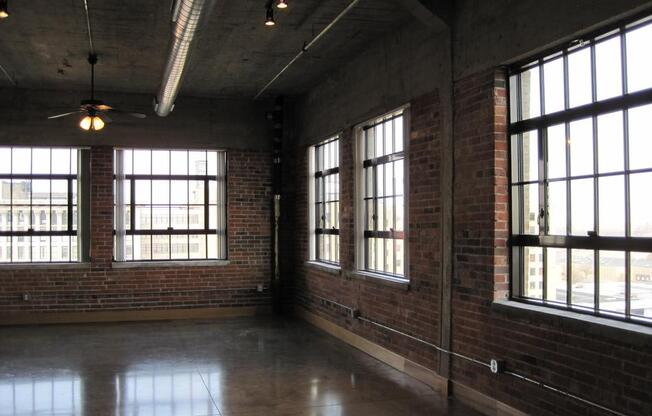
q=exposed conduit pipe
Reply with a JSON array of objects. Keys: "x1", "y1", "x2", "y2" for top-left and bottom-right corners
[
  {"x1": 155, "y1": 0, "x2": 213, "y2": 116},
  {"x1": 253, "y1": 0, "x2": 363, "y2": 100},
  {"x1": 307, "y1": 294, "x2": 628, "y2": 416}
]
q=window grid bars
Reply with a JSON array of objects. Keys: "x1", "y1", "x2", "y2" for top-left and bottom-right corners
[{"x1": 313, "y1": 137, "x2": 340, "y2": 265}]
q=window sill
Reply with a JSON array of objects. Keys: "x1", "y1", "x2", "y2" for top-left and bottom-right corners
[
  {"x1": 493, "y1": 300, "x2": 652, "y2": 344},
  {"x1": 347, "y1": 270, "x2": 410, "y2": 291},
  {"x1": 0, "y1": 262, "x2": 91, "y2": 270},
  {"x1": 112, "y1": 260, "x2": 230, "y2": 269},
  {"x1": 306, "y1": 261, "x2": 342, "y2": 276}
]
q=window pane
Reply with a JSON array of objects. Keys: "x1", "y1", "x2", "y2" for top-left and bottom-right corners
[
  {"x1": 384, "y1": 120, "x2": 393, "y2": 156},
  {"x1": 34, "y1": 209, "x2": 49, "y2": 232},
  {"x1": 570, "y1": 178, "x2": 594, "y2": 236},
  {"x1": 51, "y1": 236, "x2": 70, "y2": 262},
  {"x1": 395, "y1": 159, "x2": 404, "y2": 196},
  {"x1": 509, "y1": 75, "x2": 519, "y2": 123},
  {"x1": 520, "y1": 66, "x2": 541, "y2": 120},
  {"x1": 630, "y1": 252, "x2": 652, "y2": 319},
  {"x1": 523, "y1": 184, "x2": 539, "y2": 235},
  {"x1": 32, "y1": 180, "x2": 50, "y2": 206},
  {"x1": 171, "y1": 235, "x2": 188, "y2": 259},
  {"x1": 12, "y1": 148, "x2": 31, "y2": 174},
  {"x1": 376, "y1": 164, "x2": 385, "y2": 197},
  {"x1": 189, "y1": 234, "x2": 206, "y2": 259},
  {"x1": 394, "y1": 116, "x2": 404, "y2": 152},
  {"x1": 51, "y1": 180, "x2": 67, "y2": 205},
  {"x1": 189, "y1": 181, "x2": 204, "y2": 204},
  {"x1": 188, "y1": 206, "x2": 204, "y2": 229},
  {"x1": 152, "y1": 150, "x2": 170, "y2": 175},
  {"x1": 12, "y1": 236, "x2": 29, "y2": 262},
  {"x1": 568, "y1": 48, "x2": 592, "y2": 108},
  {"x1": 133, "y1": 150, "x2": 151, "y2": 174},
  {"x1": 543, "y1": 58, "x2": 565, "y2": 114},
  {"x1": 395, "y1": 239, "x2": 405, "y2": 276},
  {"x1": 630, "y1": 172, "x2": 652, "y2": 237},
  {"x1": 133, "y1": 235, "x2": 151, "y2": 260},
  {"x1": 170, "y1": 205, "x2": 188, "y2": 230},
  {"x1": 547, "y1": 124, "x2": 566, "y2": 179},
  {"x1": 626, "y1": 23, "x2": 652, "y2": 93},
  {"x1": 522, "y1": 131, "x2": 538, "y2": 182},
  {"x1": 152, "y1": 235, "x2": 170, "y2": 260},
  {"x1": 208, "y1": 204, "x2": 218, "y2": 229},
  {"x1": 32, "y1": 149, "x2": 51, "y2": 174},
  {"x1": 171, "y1": 181, "x2": 188, "y2": 204},
  {"x1": 0, "y1": 207, "x2": 9, "y2": 232},
  {"x1": 546, "y1": 248, "x2": 567, "y2": 303},
  {"x1": 135, "y1": 180, "x2": 151, "y2": 204},
  {"x1": 627, "y1": 104, "x2": 652, "y2": 170},
  {"x1": 547, "y1": 180, "x2": 566, "y2": 235},
  {"x1": 51, "y1": 149, "x2": 71, "y2": 174},
  {"x1": 569, "y1": 118, "x2": 593, "y2": 177},
  {"x1": 599, "y1": 175, "x2": 625, "y2": 237},
  {"x1": 12, "y1": 207, "x2": 30, "y2": 231},
  {"x1": 395, "y1": 196, "x2": 404, "y2": 232},
  {"x1": 151, "y1": 181, "x2": 170, "y2": 205},
  {"x1": 366, "y1": 238, "x2": 376, "y2": 270},
  {"x1": 12, "y1": 180, "x2": 30, "y2": 205},
  {"x1": 170, "y1": 151, "x2": 188, "y2": 175},
  {"x1": 151, "y1": 206, "x2": 169, "y2": 230},
  {"x1": 189, "y1": 151, "x2": 208, "y2": 175},
  {"x1": 135, "y1": 206, "x2": 151, "y2": 230},
  {"x1": 0, "y1": 148, "x2": 10, "y2": 174},
  {"x1": 571, "y1": 249, "x2": 594, "y2": 308},
  {"x1": 32, "y1": 236, "x2": 50, "y2": 262},
  {"x1": 524, "y1": 246, "x2": 543, "y2": 299},
  {"x1": 599, "y1": 251, "x2": 626, "y2": 314},
  {"x1": 597, "y1": 111, "x2": 624, "y2": 173},
  {"x1": 595, "y1": 37, "x2": 623, "y2": 101}
]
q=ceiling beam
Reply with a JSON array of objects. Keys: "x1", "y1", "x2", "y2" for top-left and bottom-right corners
[{"x1": 394, "y1": 0, "x2": 453, "y2": 31}]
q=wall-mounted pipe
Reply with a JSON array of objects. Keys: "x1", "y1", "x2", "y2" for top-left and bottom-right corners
[{"x1": 155, "y1": 0, "x2": 213, "y2": 117}]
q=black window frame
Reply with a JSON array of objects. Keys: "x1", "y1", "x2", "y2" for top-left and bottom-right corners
[
  {"x1": 313, "y1": 136, "x2": 340, "y2": 265},
  {"x1": 0, "y1": 147, "x2": 79, "y2": 263},
  {"x1": 508, "y1": 13, "x2": 652, "y2": 326},
  {"x1": 113, "y1": 149, "x2": 227, "y2": 262}
]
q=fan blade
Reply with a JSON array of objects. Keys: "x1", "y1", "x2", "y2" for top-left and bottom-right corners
[
  {"x1": 101, "y1": 113, "x2": 113, "y2": 123},
  {"x1": 96, "y1": 104, "x2": 113, "y2": 111},
  {"x1": 108, "y1": 109, "x2": 147, "y2": 119},
  {"x1": 48, "y1": 111, "x2": 83, "y2": 120}
]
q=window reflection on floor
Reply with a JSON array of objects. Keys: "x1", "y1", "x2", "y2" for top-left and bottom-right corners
[{"x1": 0, "y1": 375, "x2": 82, "y2": 415}]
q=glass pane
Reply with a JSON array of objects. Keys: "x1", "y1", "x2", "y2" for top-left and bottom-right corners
[
  {"x1": 170, "y1": 205, "x2": 188, "y2": 230},
  {"x1": 171, "y1": 235, "x2": 188, "y2": 259},
  {"x1": 599, "y1": 175, "x2": 625, "y2": 237},
  {"x1": 375, "y1": 236, "x2": 384, "y2": 272},
  {"x1": 543, "y1": 57, "x2": 565, "y2": 114},
  {"x1": 599, "y1": 251, "x2": 626, "y2": 314},
  {"x1": 33, "y1": 209, "x2": 49, "y2": 232},
  {"x1": 520, "y1": 66, "x2": 541, "y2": 120},
  {"x1": 151, "y1": 180, "x2": 170, "y2": 205},
  {"x1": 12, "y1": 236, "x2": 29, "y2": 262},
  {"x1": 546, "y1": 248, "x2": 567, "y2": 303},
  {"x1": 522, "y1": 130, "x2": 539, "y2": 182},
  {"x1": 170, "y1": 151, "x2": 188, "y2": 175},
  {"x1": 152, "y1": 235, "x2": 170, "y2": 260},
  {"x1": 208, "y1": 180, "x2": 218, "y2": 204},
  {"x1": 366, "y1": 200, "x2": 374, "y2": 230},
  {"x1": 51, "y1": 180, "x2": 67, "y2": 205},
  {"x1": 0, "y1": 206, "x2": 9, "y2": 232},
  {"x1": 151, "y1": 206, "x2": 169, "y2": 230},
  {"x1": 524, "y1": 247, "x2": 543, "y2": 299},
  {"x1": 547, "y1": 180, "x2": 567, "y2": 235},
  {"x1": 51, "y1": 236, "x2": 70, "y2": 262},
  {"x1": 394, "y1": 116, "x2": 404, "y2": 152},
  {"x1": 133, "y1": 235, "x2": 151, "y2": 261},
  {"x1": 628, "y1": 104, "x2": 652, "y2": 170},
  {"x1": 32, "y1": 180, "x2": 50, "y2": 205},
  {"x1": 12, "y1": 180, "x2": 30, "y2": 204},
  {"x1": 384, "y1": 239, "x2": 394, "y2": 274},
  {"x1": 208, "y1": 234, "x2": 218, "y2": 259},
  {"x1": 570, "y1": 178, "x2": 594, "y2": 236},
  {"x1": 376, "y1": 164, "x2": 385, "y2": 197},
  {"x1": 208, "y1": 205, "x2": 218, "y2": 229},
  {"x1": 189, "y1": 234, "x2": 206, "y2": 259},
  {"x1": 597, "y1": 111, "x2": 624, "y2": 173},
  {"x1": 571, "y1": 249, "x2": 594, "y2": 308},
  {"x1": 135, "y1": 180, "x2": 151, "y2": 204},
  {"x1": 12, "y1": 148, "x2": 31, "y2": 174},
  {"x1": 188, "y1": 206, "x2": 204, "y2": 229},
  {"x1": 569, "y1": 118, "x2": 593, "y2": 177},
  {"x1": 152, "y1": 150, "x2": 170, "y2": 175},
  {"x1": 395, "y1": 159, "x2": 404, "y2": 196},
  {"x1": 12, "y1": 207, "x2": 30, "y2": 231},
  {"x1": 595, "y1": 37, "x2": 623, "y2": 101},
  {"x1": 568, "y1": 47, "x2": 592, "y2": 108},
  {"x1": 523, "y1": 184, "x2": 539, "y2": 235},
  {"x1": 189, "y1": 151, "x2": 208, "y2": 175},
  {"x1": 0, "y1": 148, "x2": 10, "y2": 174},
  {"x1": 171, "y1": 181, "x2": 188, "y2": 204},
  {"x1": 384, "y1": 120, "x2": 393, "y2": 156},
  {"x1": 0, "y1": 236, "x2": 9, "y2": 261},
  {"x1": 71, "y1": 149, "x2": 78, "y2": 175},
  {"x1": 133, "y1": 150, "x2": 151, "y2": 174},
  {"x1": 626, "y1": 23, "x2": 652, "y2": 93},
  {"x1": 630, "y1": 252, "x2": 652, "y2": 319},
  {"x1": 122, "y1": 150, "x2": 133, "y2": 175},
  {"x1": 0, "y1": 179, "x2": 9, "y2": 205},
  {"x1": 32, "y1": 236, "x2": 50, "y2": 262},
  {"x1": 510, "y1": 75, "x2": 519, "y2": 123},
  {"x1": 510, "y1": 135, "x2": 519, "y2": 183},
  {"x1": 395, "y1": 239, "x2": 405, "y2": 276},
  {"x1": 547, "y1": 124, "x2": 566, "y2": 179},
  {"x1": 32, "y1": 148, "x2": 51, "y2": 174},
  {"x1": 377, "y1": 199, "x2": 384, "y2": 233},
  {"x1": 51, "y1": 149, "x2": 70, "y2": 174},
  {"x1": 395, "y1": 196, "x2": 404, "y2": 231},
  {"x1": 374, "y1": 125, "x2": 384, "y2": 158},
  {"x1": 52, "y1": 208, "x2": 68, "y2": 231},
  {"x1": 189, "y1": 181, "x2": 204, "y2": 204},
  {"x1": 630, "y1": 172, "x2": 652, "y2": 237},
  {"x1": 207, "y1": 151, "x2": 218, "y2": 176},
  {"x1": 135, "y1": 206, "x2": 151, "y2": 230}
]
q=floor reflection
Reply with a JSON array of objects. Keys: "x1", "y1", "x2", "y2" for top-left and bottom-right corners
[{"x1": 0, "y1": 374, "x2": 82, "y2": 415}]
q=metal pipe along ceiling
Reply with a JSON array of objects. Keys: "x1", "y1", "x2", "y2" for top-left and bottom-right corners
[{"x1": 155, "y1": 0, "x2": 211, "y2": 117}]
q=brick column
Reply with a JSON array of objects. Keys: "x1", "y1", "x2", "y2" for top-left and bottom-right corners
[{"x1": 89, "y1": 146, "x2": 114, "y2": 266}]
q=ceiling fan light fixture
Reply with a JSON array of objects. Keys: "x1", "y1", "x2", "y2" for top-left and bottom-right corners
[
  {"x1": 276, "y1": 0, "x2": 288, "y2": 9},
  {"x1": 265, "y1": 7, "x2": 275, "y2": 26},
  {"x1": 0, "y1": 0, "x2": 9, "y2": 19},
  {"x1": 79, "y1": 115, "x2": 104, "y2": 131},
  {"x1": 92, "y1": 116, "x2": 105, "y2": 131}
]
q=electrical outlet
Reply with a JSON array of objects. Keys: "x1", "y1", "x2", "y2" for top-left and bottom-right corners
[
  {"x1": 490, "y1": 359, "x2": 505, "y2": 374},
  {"x1": 22, "y1": 293, "x2": 31, "y2": 301}
]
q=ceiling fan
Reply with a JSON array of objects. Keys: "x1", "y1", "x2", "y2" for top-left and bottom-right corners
[{"x1": 48, "y1": 53, "x2": 147, "y2": 131}]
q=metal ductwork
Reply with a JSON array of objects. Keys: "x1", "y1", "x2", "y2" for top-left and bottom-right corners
[{"x1": 154, "y1": 0, "x2": 213, "y2": 117}]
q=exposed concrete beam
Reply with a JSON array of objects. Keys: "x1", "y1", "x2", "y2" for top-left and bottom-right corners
[{"x1": 394, "y1": 0, "x2": 453, "y2": 31}]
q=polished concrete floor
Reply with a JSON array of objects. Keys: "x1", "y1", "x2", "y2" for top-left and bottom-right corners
[{"x1": 0, "y1": 316, "x2": 480, "y2": 415}]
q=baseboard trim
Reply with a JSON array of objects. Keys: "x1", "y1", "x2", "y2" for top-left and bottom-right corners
[
  {"x1": 295, "y1": 306, "x2": 449, "y2": 395},
  {"x1": 451, "y1": 381, "x2": 529, "y2": 416},
  {"x1": 0, "y1": 305, "x2": 270, "y2": 326}
]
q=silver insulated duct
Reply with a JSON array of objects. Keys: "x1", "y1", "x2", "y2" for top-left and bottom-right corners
[{"x1": 154, "y1": 0, "x2": 212, "y2": 117}]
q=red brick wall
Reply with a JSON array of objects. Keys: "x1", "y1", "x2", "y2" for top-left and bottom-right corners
[
  {"x1": 292, "y1": 92, "x2": 445, "y2": 371},
  {"x1": 0, "y1": 147, "x2": 272, "y2": 313},
  {"x1": 451, "y1": 69, "x2": 652, "y2": 416}
]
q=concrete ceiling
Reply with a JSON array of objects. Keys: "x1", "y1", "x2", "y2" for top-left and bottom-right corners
[{"x1": 0, "y1": 0, "x2": 413, "y2": 99}]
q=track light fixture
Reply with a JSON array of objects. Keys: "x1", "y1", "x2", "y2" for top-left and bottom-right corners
[
  {"x1": 0, "y1": 0, "x2": 9, "y2": 19},
  {"x1": 265, "y1": 7, "x2": 275, "y2": 26},
  {"x1": 276, "y1": 0, "x2": 288, "y2": 9}
]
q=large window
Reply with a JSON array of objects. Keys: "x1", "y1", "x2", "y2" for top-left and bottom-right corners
[
  {"x1": 309, "y1": 136, "x2": 340, "y2": 264},
  {"x1": 113, "y1": 149, "x2": 227, "y2": 262},
  {"x1": 0, "y1": 147, "x2": 79, "y2": 263},
  {"x1": 509, "y1": 15, "x2": 652, "y2": 324},
  {"x1": 356, "y1": 109, "x2": 406, "y2": 279}
]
